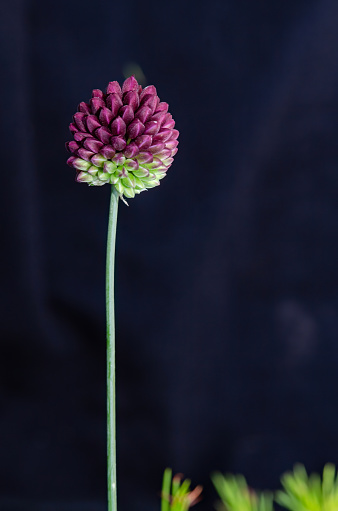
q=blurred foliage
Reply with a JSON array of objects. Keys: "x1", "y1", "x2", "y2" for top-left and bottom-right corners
[
  {"x1": 211, "y1": 472, "x2": 274, "y2": 511},
  {"x1": 276, "y1": 463, "x2": 338, "y2": 511},
  {"x1": 211, "y1": 464, "x2": 338, "y2": 511},
  {"x1": 161, "y1": 468, "x2": 203, "y2": 511}
]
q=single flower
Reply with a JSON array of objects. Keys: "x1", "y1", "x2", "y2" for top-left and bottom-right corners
[{"x1": 66, "y1": 76, "x2": 179, "y2": 199}]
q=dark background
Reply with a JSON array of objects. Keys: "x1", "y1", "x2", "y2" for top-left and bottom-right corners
[{"x1": 1, "y1": 0, "x2": 338, "y2": 509}]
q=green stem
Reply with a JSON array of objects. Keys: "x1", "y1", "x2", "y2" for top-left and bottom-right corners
[{"x1": 106, "y1": 186, "x2": 119, "y2": 511}]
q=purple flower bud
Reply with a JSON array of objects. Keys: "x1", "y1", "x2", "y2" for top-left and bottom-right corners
[
  {"x1": 122, "y1": 76, "x2": 139, "y2": 94},
  {"x1": 66, "y1": 141, "x2": 80, "y2": 153},
  {"x1": 162, "y1": 118, "x2": 175, "y2": 130},
  {"x1": 106, "y1": 81, "x2": 122, "y2": 95},
  {"x1": 143, "y1": 121, "x2": 160, "y2": 136},
  {"x1": 112, "y1": 153, "x2": 125, "y2": 166},
  {"x1": 78, "y1": 102, "x2": 91, "y2": 114},
  {"x1": 169, "y1": 129, "x2": 179, "y2": 140},
  {"x1": 119, "y1": 105, "x2": 134, "y2": 125},
  {"x1": 155, "y1": 102, "x2": 169, "y2": 113},
  {"x1": 162, "y1": 112, "x2": 172, "y2": 123},
  {"x1": 92, "y1": 89, "x2": 104, "y2": 99},
  {"x1": 153, "y1": 129, "x2": 172, "y2": 143},
  {"x1": 137, "y1": 152, "x2": 153, "y2": 164},
  {"x1": 147, "y1": 157, "x2": 163, "y2": 169},
  {"x1": 106, "y1": 93, "x2": 123, "y2": 117},
  {"x1": 165, "y1": 139, "x2": 178, "y2": 150},
  {"x1": 67, "y1": 77, "x2": 178, "y2": 195},
  {"x1": 103, "y1": 161, "x2": 115, "y2": 173},
  {"x1": 86, "y1": 115, "x2": 101, "y2": 133},
  {"x1": 148, "y1": 142, "x2": 165, "y2": 154},
  {"x1": 99, "y1": 107, "x2": 114, "y2": 127},
  {"x1": 73, "y1": 158, "x2": 91, "y2": 171},
  {"x1": 73, "y1": 112, "x2": 87, "y2": 132},
  {"x1": 135, "y1": 135, "x2": 152, "y2": 151},
  {"x1": 141, "y1": 95, "x2": 158, "y2": 114},
  {"x1": 100, "y1": 145, "x2": 116, "y2": 159},
  {"x1": 83, "y1": 138, "x2": 104, "y2": 153},
  {"x1": 124, "y1": 159, "x2": 139, "y2": 170},
  {"x1": 117, "y1": 167, "x2": 128, "y2": 179},
  {"x1": 77, "y1": 148, "x2": 95, "y2": 161},
  {"x1": 111, "y1": 117, "x2": 126, "y2": 137},
  {"x1": 90, "y1": 97, "x2": 105, "y2": 115},
  {"x1": 156, "y1": 148, "x2": 172, "y2": 160},
  {"x1": 67, "y1": 156, "x2": 77, "y2": 167},
  {"x1": 151, "y1": 111, "x2": 166, "y2": 126},
  {"x1": 69, "y1": 123, "x2": 78, "y2": 133},
  {"x1": 111, "y1": 136, "x2": 127, "y2": 151},
  {"x1": 163, "y1": 157, "x2": 174, "y2": 166},
  {"x1": 95, "y1": 126, "x2": 112, "y2": 144},
  {"x1": 91, "y1": 153, "x2": 106, "y2": 167},
  {"x1": 140, "y1": 85, "x2": 157, "y2": 100},
  {"x1": 74, "y1": 131, "x2": 92, "y2": 142},
  {"x1": 123, "y1": 142, "x2": 139, "y2": 159},
  {"x1": 123, "y1": 91, "x2": 139, "y2": 111},
  {"x1": 127, "y1": 118, "x2": 145, "y2": 140},
  {"x1": 135, "y1": 106, "x2": 152, "y2": 124}
]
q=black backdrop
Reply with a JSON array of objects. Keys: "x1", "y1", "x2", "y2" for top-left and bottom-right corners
[{"x1": 1, "y1": 0, "x2": 338, "y2": 510}]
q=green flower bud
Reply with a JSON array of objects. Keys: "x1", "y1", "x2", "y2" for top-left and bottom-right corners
[
  {"x1": 110, "y1": 173, "x2": 120, "y2": 185},
  {"x1": 134, "y1": 177, "x2": 146, "y2": 190},
  {"x1": 123, "y1": 187, "x2": 136, "y2": 199},
  {"x1": 133, "y1": 167, "x2": 149, "y2": 178},
  {"x1": 76, "y1": 171, "x2": 93, "y2": 183},
  {"x1": 73, "y1": 158, "x2": 91, "y2": 171},
  {"x1": 91, "y1": 153, "x2": 106, "y2": 167},
  {"x1": 104, "y1": 161, "x2": 116, "y2": 173},
  {"x1": 88, "y1": 165, "x2": 100, "y2": 176},
  {"x1": 121, "y1": 179, "x2": 133, "y2": 189},
  {"x1": 98, "y1": 171, "x2": 110, "y2": 182},
  {"x1": 115, "y1": 180, "x2": 124, "y2": 194}
]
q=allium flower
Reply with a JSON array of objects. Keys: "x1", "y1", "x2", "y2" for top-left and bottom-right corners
[{"x1": 66, "y1": 76, "x2": 179, "y2": 199}]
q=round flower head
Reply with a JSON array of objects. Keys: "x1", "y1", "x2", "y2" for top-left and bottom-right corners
[{"x1": 66, "y1": 76, "x2": 179, "y2": 200}]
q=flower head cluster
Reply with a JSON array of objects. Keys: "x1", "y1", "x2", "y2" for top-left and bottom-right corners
[{"x1": 66, "y1": 76, "x2": 179, "y2": 199}]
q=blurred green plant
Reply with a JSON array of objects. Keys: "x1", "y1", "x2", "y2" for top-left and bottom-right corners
[
  {"x1": 211, "y1": 472, "x2": 274, "y2": 511},
  {"x1": 161, "y1": 468, "x2": 203, "y2": 511},
  {"x1": 276, "y1": 463, "x2": 338, "y2": 511}
]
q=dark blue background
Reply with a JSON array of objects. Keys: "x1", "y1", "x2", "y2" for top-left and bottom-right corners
[{"x1": 1, "y1": 0, "x2": 338, "y2": 509}]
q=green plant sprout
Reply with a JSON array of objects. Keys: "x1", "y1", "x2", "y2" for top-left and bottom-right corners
[
  {"x1": 211, "y1": 472, "x2": 274, "y2": 511},
  {"x1": 276, "y1": 463, "x2": 338, "y2": 511},
  {"x1": 161, "y1": 468, "x2": 203, "y2": 511}
]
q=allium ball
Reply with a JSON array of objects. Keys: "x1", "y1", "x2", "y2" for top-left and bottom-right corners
[{"x1": 66, "y1": 76, "x2": 179, "y2": 199}]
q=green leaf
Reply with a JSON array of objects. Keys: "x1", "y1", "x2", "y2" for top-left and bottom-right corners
[
  {"x1": 162, "y1": 468, "x2": 173, "y2": 511},
  {"x1": 276, "y1": 464, "x2": 338, "y2": 511},
  {"x1": 211, "y1": 472, "x2": 274, "y2": 511}
]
